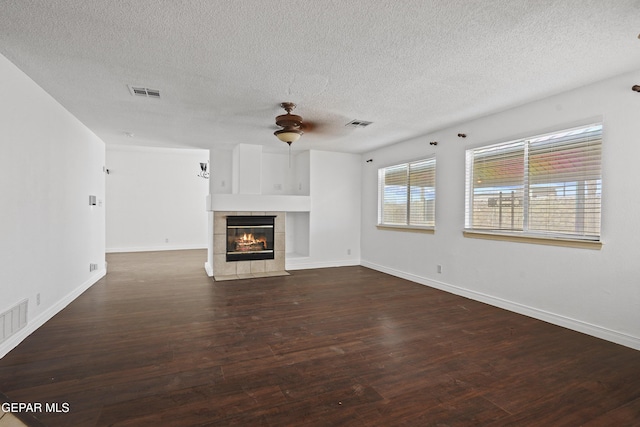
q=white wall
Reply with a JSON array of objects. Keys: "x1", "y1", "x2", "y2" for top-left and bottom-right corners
[
  {"x1": 361, "y1": 69, "x2": 640, "y2": 350},
  {"x1": 210, "y1": 148, "x2": 233, "y2": 194},
  {"x1": 232, "y1": 144, "x2": 262, "y2": 194},
  {"x1": 0, "y1": 53, "x2": 106, "y2": 358},
  {"x1": 106, "y1": 146, "x2": 209, "y2": 252},
  {"x1": 297, "y1": 150, "x2": 361, "y2": 268},
  {"x1": 210, "y1": 148, "x2": 308, "y2": 197},
  {"x1": 261, "y1": 152, "x2": 296, "y2": 195},
  {"x1": 292, "y1": 150, "x2": 310, "y2": 196}
]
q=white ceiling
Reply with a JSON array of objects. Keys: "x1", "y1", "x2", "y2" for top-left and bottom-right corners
[{"x1": 1, "y1": 0, "x2": 639, "y2": 154}]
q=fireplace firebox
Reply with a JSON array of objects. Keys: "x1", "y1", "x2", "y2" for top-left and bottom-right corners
[{"x1": 226, "y1": 216, "x2": 276, "y2": 262}]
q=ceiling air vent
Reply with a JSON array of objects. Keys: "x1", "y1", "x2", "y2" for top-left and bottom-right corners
[
  {"x1": 345, "y1": 119, "x2": 372, "y2": 128},
  {"x1": 128, "y1": 85, "x2": 161, "y2": 98}
]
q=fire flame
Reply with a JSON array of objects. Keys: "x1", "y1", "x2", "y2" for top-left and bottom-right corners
[
  {"x1": 235, "y1": 233, "x2": 267, "y2": 248},
  {"x1": 240, "y1": 233, "x2": 265, "y2": 243}
]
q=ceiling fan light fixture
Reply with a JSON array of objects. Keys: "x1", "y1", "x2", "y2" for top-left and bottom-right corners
[{"x1": 274, "y1": 128, "x2": 303, "y2": 145}]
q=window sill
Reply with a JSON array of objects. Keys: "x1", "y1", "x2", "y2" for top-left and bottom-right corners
[
  {"x1": 463, "y1": 231, "x2": 602, "y2": 250},
  {"x1": 377, "y1": 225, "x2": 435, "y2": 234}
]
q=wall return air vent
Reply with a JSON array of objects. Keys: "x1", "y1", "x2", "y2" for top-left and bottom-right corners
[
  {"x1": 0, "y1": 299, "x2": 27, "y2": 344},
  {"x1": 128, "y1": 85, "x2": 161, "y2": 98}
]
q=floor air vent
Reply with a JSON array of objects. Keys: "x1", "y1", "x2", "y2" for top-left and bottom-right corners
[{"x1": 0, "y1": 300, "x2": 28, "y2": 344}]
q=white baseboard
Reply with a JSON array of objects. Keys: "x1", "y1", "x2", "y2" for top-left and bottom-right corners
[
  {"x1": 106, "y1": 244, "x2": 207, "y2": 253},
  {"x1": 204, "y1": 261, "x2": 213, "y2": 277},
  {"x1": 0, "y1": 269, "x2": 106, "y2": 359},
  {"x1": 286, "y1": 258, "x2": 361, "y2": 271},
  {"x1": 361, "y1": 260, "x2": 640, "y2": 351}
]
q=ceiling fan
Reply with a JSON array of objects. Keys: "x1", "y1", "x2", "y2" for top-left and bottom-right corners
[{"x1": 272, "y1": 102, "x2": 366, "y2": 148}]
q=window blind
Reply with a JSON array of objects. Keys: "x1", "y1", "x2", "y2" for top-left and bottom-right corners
[
  {"x1": 465, "y1": 123, "x2": 602, "y2": 240},
  {"x1": 466, "y1": 141, "x2": 525, "y2": 231},
  {"x1": 379, "y1": 157, "x2": 436, "y2": 228},
  {"x1": 527, "y1": 124, "x2": 602, "y2": 238},
  {"x1": 381, "y1": 164, "x2": 408, "y2": 225}
]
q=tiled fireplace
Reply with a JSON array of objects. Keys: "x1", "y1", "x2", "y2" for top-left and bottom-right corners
[
  {"x1": 226, "y1": 215, "x2": 275, "y2": 262},
  {"x1": 213, "y1": 211, "x2": 287, "y2": 281}
]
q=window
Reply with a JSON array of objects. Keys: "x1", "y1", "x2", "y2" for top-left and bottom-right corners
[
  {"x1": 378, "y1": 157, "x2": 436, "y2": 229},
  {"x1": 465, "y1": 123, "x2": 602, "y2": 241}
]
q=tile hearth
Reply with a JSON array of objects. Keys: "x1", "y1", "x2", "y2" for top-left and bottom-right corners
[{"x1": 213, "y1": 270, "x2": 290, "y2": 282}]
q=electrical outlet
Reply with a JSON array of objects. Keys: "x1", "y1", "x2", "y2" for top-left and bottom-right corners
[
  {"x1": 36, "y1": 293, "x2": 40, "y2": 306},
  {"x1": 437, "y1": 265, "x2": 443, "y2": 274},
  {"x1": 347, "y1": 249, "x2": 351, "y2": 255},
  {"x1": 273, "y1": 183, "x2": 282, "y2": 190},
  {"x1": 165, "y1": 238, "x2": 169, "y2": 243}
]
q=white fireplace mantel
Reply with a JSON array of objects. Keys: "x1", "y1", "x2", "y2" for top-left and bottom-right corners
[{"x1": 206, "y1": 194, "x2": 310, "y2": 213}]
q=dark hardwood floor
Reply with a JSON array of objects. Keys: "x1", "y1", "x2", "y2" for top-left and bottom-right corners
[{"x1": 1, "y1": 250, "x2": 639, "y2": 426}]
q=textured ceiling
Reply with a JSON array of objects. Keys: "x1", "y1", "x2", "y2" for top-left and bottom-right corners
[{"x1": 1, "y1": 0, "x2": 639, "y2": 154}]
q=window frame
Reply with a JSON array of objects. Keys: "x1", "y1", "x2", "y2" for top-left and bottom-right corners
[
  {"x1": 378, "y1": 156, "x2": 436, "y2": 231},
  {"x1": 464, "y1": 123, "x2": 602, "y2": 247}
]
